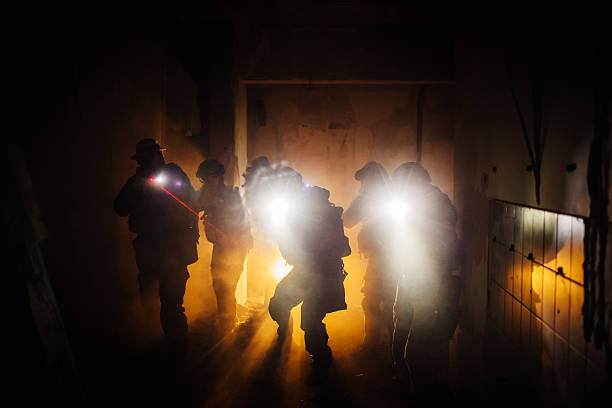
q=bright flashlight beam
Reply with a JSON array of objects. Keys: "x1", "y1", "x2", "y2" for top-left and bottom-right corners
[
  {"x1": 386, "y1": 199, "x2": 409, "y2": 218},
  {"x1": 155, "y1": 174, "x2": 167, "y2": 185},
  {"x1": 268, "y1": 197, "x2": 289, "y2": 215},
  {"x1": 264, "y1": 196, "x2": 291, "y2": 230},
  {"x1": 149, "y1": 178, "x2": 198, "y2": 216}
]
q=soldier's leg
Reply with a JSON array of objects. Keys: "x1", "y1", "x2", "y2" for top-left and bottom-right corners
[
  {"x1": 405, "y1": 320, "x2": 445, "y2": 391},
  {"x1": 409, "y1": 275, "x2": 455, "y2": 388},
  {"x1": 268, "y1": 270, "x2": 302, "y2": 337},
  {"x1": 211, "y1": 264, "x2": 230, "y2": 320},
  {"x1": 158, "y1": 267, "x2": 189, "y2": 343},
  {"x1": 224, "y1": 263, "x2": 244, "y2": 325},
  {"x1": 439, "y1": 275, "x2": 461, "y2": 340},
  {"x1": 361, "y1": 257, "x2": 388, "y2": 351},
  {"x1": 138, "y1": 270, "x2": 159, "y2": 325},
  {"x1": 392, "y1": 277, "x2": 414, "y2": 389},
  {"x1": 392, "y1": 303, "x2": 412, "y2": 365},
  {"x1": 134, "y1": 237, "x2": 160, "y2": 324},
  {"x1": 301, "y1": 301, "x2": 331, "y2": 366},
  {"x1": 381, "y1": 275, "x2": 400, "y2": 352},
  {"x1": 361, "y1": 292, "x2": 382, "y2": 350},
  {"x1": 210, "y1": 245, "x2": 231, "y2": 331},
  {"x1": 381, "y1": 295, "x2": 396, "y2": 352},
  {"x1": 211, "y1": 262, "x2": 243, "y2": 332}
]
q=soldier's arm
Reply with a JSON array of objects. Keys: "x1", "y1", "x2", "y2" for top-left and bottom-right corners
[
  {"x1": 194, "y1": 188, "x2": 205, "y2": 214},
  {"x1": 342, "y1": 196, "x2": 365, "y2": 228},
  {"x1": 439, "y1": 193, "x2": 458, "y2": 227},
  {"x1": 114, "y1": 176, "x2": 140, "y2": 217},
  {"x1": 228, "y1": 188, "x2": 251, "y2": 235}
]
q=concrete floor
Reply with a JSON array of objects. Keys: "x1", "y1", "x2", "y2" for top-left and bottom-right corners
[{"x1": 77, "y1": 305, "x2": 460, "y2": 407}]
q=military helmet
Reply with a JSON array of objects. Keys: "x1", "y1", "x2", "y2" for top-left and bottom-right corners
[
  {"x1": 276, "y1": 166, "x2": 303, "y2": 187},
  {"x1": 393, "y1": 162, "x2": 431, "y2": 184},
  {"x1": 131, "y1": 138, "x2": 166, "y2": 159},
  {"x1": 196, "y1": 159, "x2": 225, "y2": 178},
  {"x1": 250, "y1": 156, "x2": 270, "y2": 169},
  {"x1": 245, "y1": 156, "x2": 270, "y2": 176},
  {"x1": 354, "y1": 161, "x2": 389, "y2": 183},
  {"x1": 243, "y1": 156, "x2": 271, "y2": 186}
]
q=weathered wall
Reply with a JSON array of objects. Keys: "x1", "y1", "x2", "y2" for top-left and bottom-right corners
[
  {"x1": 227, "y1": 2, "x2": 453, "y2": 81},
  {"x1": 28, "y1": 12, "x2": 217, "y2": 356},
  {"x1": 452, "y1": 9, "x2": 611, "y2": 400}
]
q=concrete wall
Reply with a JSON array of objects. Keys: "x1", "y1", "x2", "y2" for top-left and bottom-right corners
[
  {"x1": 27, "y1": 13, "x2": 217, "y2": 354},
  {"x1": 452, "y1": 10, "x2": 610, "y2": 400}
]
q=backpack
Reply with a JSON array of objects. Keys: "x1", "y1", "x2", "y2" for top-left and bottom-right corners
[{"x1": 309, "y1": 186, "x2": 351, "y2": 259}]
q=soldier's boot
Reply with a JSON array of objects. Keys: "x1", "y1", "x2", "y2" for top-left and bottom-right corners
[
  {"x1": 138, "y1": 276, "x2": 160, "y2": 334},
  {"x1": 159, "y1": 291, "x2": 188, "y2": 359},
  {"x1": 391, "y1": 358, "x2": 414, "y2": 392},
  {"x1": 304, "y1": 317, "x2": 332, "y2": 384},
  {"x1": 311, "y1": 345, "x2": 332, "y2": 368},
  {"x1": 361, "y1": 295, "x2": 381, "y2": 354},
  {"x1": 308, "y1": 346, "x2": 332, "y2": 385}
]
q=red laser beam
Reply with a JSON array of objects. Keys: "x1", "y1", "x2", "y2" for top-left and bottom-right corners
[
  {"x1": 150, "y1": 178, "x2": 199, "y2": 216},
  {"x1": 149, "y1": 177, "x2": 241, "y2": 247}
]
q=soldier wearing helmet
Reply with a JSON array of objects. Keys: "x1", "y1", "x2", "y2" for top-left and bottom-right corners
[
  {"x1": 196, "y1": 159, "x2": 252, "y2": 333},
  {"x1": 247, "y1": 163, "x2": 351, "y2": 382},
  {"x1": 342, "y1": 161, "x2": 395, "y2": 357},
  {"x1": 114, "y1": 138, "x2": 199, "y2": 347},
  {"x1": 389, "y1": 162, "x2": 460, "y2": 392},
  {"x1": 243, "y1": 156, "x2": 271, "y2": 187}
]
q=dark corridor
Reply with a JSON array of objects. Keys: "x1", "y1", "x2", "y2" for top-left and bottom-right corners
[{"x1": 6, "y1": 2, "x2": 610, "y2": 407}]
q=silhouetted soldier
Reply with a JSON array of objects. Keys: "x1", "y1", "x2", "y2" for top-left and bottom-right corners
[
  {"x1": 196, "y1": 159, "x2": 252, "y2": 333},
  {"x1": 389, "y1": 162, "x2": 460, "y2": 392},
  {"x1": 247, "y1": 164, "x2": 351, "y2": 380},
  {"x1": 114, "y1": 138, "x2": 199, "y2": 346},
  {"x1": 342, "y1": 162, "x2": 395, "y2": 355}
]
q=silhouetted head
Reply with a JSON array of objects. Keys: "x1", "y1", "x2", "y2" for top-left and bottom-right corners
[
  {"x1": 249, "y1": 156, "x2": 271, "y2": 170},
  {"x1": 392, "y1": 162, "x2": 431, "y2": 187},
  {"x1": 244, "y1": 156, "x2": 271, "y2": 186},
  {"x1": 131, "y1": 138, "x2": 165, "y2": 168},
  {"x1": 249, "y1": 165, "x2": 304, "y2": 202},
  {"x1": 273, "y1": 166, "x2": 303, "y2": 192},
  {"x1": 354, "y1": 161, "x2": 389, "y2": 192},
  {"x1": 197, "y1": 159, "x2": 225, "y2": 190}
]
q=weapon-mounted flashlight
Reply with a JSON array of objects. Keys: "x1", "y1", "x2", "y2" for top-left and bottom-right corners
[{"x1": 154, "y1": 173, "x2": 167, "y2": 186}]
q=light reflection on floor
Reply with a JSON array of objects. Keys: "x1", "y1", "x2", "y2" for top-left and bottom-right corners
[{"x1": 178, "y1": 303, "x2": 404, "y2": 408}]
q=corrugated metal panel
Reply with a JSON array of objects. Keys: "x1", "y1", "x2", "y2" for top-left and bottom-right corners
[{"x1": 487, "y1": 200, "x2": 606, "y2": 407}]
